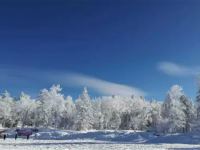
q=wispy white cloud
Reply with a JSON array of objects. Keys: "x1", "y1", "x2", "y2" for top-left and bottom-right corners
[
  {"x1": 0, "y1": 67, "x2": 146, "y2": 96},
  {"x1": 59, "y1": 73, "x2": 146, "y2": 96},
  {"x1": 157, "y1": 61, "x2": 200, "y2": 77}
]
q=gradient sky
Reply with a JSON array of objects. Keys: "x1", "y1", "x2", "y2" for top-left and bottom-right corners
[{"x1": 0, "y1": 0, "x2": 200, "y2": 100}]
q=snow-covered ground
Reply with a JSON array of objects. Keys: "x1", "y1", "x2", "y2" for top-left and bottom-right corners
[
  {"x1": 1, "y1": 129, "x2": 200, "y2": 150},
  {"x1": 1, "y1": 139, "x2": 200, "y2": 150}
]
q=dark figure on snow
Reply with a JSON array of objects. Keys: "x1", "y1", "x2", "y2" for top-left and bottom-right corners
[
  {"x1": 15, "y1": 134, "x2": 17, "y2": 140},
  {"x1": 3, "y1": 134, "x2": 6, "y2": 140}
]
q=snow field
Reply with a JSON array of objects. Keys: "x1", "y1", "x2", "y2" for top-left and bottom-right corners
[
  {"x1": 1, "y1": 130, "x2": 200, "y2": 150},
  {"x1": 0, "y1": 139, "x2": 200, "y2": 150}
]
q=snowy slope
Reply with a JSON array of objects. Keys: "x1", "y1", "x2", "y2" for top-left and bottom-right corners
[
  {"x1": 29, "y1": 129, "x2": 200, "y2": 144},
  {"x1": 1, "y1": 129, "x2": 200, "y2": 150},
  {"x1": 33, "y1": 129, "x2": 153, "y2": 143},
  {"x1": 0, "y1": 129, "x2": 193, "y2": 144}
]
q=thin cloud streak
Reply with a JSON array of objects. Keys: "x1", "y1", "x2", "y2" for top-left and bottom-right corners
[
  {"x1": 60, "y1": 73, "x2": 146, "y2": 96},
  {"x1": 157, "y1": 61, "x2": 200, "y2": 77},
  {"x1": 0, "y1": 67, "x2": 146, "y2": 97}
]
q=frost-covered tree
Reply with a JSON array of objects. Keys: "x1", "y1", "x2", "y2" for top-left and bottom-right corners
[
  {"x1": 179, "y1": 95, "x2": 195, "y2": 132},
  {"x1": 100, "y1": 95, "x2": 130, "y2": 129},
  {"x1": 0, "y1": 91, "x2": 16, "y2": 127},
  {"x1": 196, "y1": 80, "x2": 200, "y2": 119},
  {"x1": 101, "y1": 95, "x2": 149, "y2": 130},
  {"x1": 127, "y1": 96, "x2": 150, "y2": 130},
  {"x1": 92, "y1": 99, "x2": 103, "y2": 129},
  {"x1": 149, "y1": 100, "x2": 162, "y2": 131},
  {"x1": 36, "y1": 85, "x2": 65, "y2": 128},
  {"x1": 193, "y1": 79, "x2": 200, "y2": 130},
  {"x1": 108, "y1": 111, "x2": 121, "y2": 129},
  {"x1": 100, "y1": 97, "x2": 113, "y2": 129},
  {"x1": 0, "y1": 83, "x2": 197, "y2": 132},
  {"x1": 162, "y1": 85, "x2": 187, "y2": 133},
  {"x1": 60, "y1": 96, "x2": 76, "y2": 129},
  {"x1": 16, "y1": 92, "x2": 36, "y2": 127},
  {"x1": 75, "y1": 87, "x2": 94, "y2": 130}
]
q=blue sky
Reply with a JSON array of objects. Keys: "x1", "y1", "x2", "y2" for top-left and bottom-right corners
[{"x1": 0, "y1": 0, "x2": 200, "y2": 100}]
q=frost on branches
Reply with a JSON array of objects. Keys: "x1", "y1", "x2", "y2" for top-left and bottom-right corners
[
  {"x1": 161, "y1": 85, "x2": 195, "y2": 133},
  {"x1": 0, "y1": 84, "x2": 198, "y2": 133},
  {"x1": 75, "y1": 87, "x2": 94, "y2": 130}
]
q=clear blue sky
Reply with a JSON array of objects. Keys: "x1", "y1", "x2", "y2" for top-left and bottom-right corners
[{"x1": 0, "y1": 0, "x2": 200, "y2": 100}]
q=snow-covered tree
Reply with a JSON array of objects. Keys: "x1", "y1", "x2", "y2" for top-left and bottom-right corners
[
  {"x1": 75, "y1": 87, "x2": 94, "y2": 130},
  {"x1": 127, "y1": 96, "x2": 150, "y2": 130},
  {"x1": 162, "y1": 85, "x2": 187, "y2": 133},
  {"x1": 0, "y1": 83, "x2": 197, "y2": 132},
  {"x1": 0, "y1": 91, "x2": 16, "y2": 127},
  {"x1": 16, "y1": 92, "x2": 36, "y2": 127},
  {"x1": 100, "y1": 95, "x2": 128, "y2": 129},
  {"x1": 196, "y1": 79, "x2": 200, "y2": 119},
  {"x1": 36, "y1": 85, "x2": 65, "y2": 128},
  {"x1": 179, "y1": 95, "x2": 195, "y2": 132},
  {"x1": 100, "y1": 97, "x2": 113, "y2": 129},
  {"x1": 60, "y1": 96, "x2": 76, "y2": 129},
  {"x1": 100, "y1": 95, "x2": 149, "y2": 130},
  {"x1": 108, "y1": 111, "x2": 121, "y2": 129},
  {"x1": 92, "y1": 99, "x2": 103, "y2": 129},
  {"x1": 149, "y1": 100, "x2": 162, "y2": 131}
]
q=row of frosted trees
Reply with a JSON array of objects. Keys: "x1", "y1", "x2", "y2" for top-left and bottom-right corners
[{"x1": 0, "y1": 84, "x2": 199, "y2": 133}]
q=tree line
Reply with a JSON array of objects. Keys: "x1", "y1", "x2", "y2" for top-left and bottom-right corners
[{"x1": 0, "y1": 84, "x2": 199, "y2": 133}]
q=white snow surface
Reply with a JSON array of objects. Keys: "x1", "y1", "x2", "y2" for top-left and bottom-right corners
[{"x1": 1, "y1": 129, "x2": 200, "y2": 150}]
